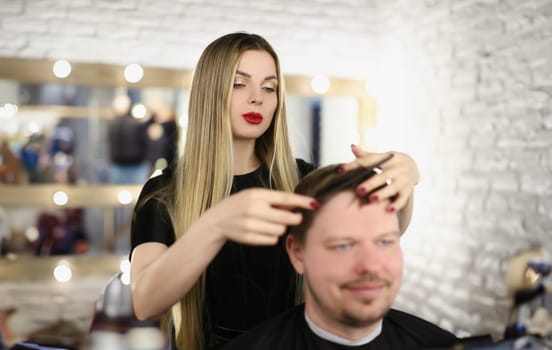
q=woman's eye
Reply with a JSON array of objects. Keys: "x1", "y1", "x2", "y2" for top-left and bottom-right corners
[
  {"x1": 262, "y1": 86, "x2": 275, "y2": 93},
  {"x1": 233, "y1": 83, "x2": 245, "y2": 89}
]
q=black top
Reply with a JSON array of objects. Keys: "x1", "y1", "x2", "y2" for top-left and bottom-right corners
[
  {"x1": 223, "y1": 305, "x2": 458, "y2": 350},
  {"x1": 130, "y1": 159, "x2": 315, "y2": 348}
]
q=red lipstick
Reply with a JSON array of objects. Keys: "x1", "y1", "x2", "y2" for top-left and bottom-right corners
[{"x1": 242, "y1": 112, "x2": 263, "y2": 124}]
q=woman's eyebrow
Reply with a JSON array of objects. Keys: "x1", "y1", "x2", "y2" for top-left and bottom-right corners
[
  {"x1": 263, "y1": 75, "x2": 278, "y2": 81},
  {"x1": 235, "y1": 69, "x2": 251, "y2": 78},
  {"x1": 235, "y1": 69, "x2": 277, "y2": 82}
]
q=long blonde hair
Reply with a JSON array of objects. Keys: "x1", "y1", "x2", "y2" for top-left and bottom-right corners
[{"x1": 157, "y1": 32, "x2": 300, "y2": 350}]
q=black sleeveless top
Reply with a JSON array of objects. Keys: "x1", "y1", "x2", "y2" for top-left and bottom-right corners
[{"x1": 130, "y1": 159, "x2": 314, "y2": 349}]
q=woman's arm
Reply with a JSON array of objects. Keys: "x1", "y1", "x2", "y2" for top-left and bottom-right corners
[
  {"x1": 397, "y1": 191, "x2": 413, "y2": 234},
  {"x1": 130, "y1": 188, "x2": 317, "y2": 320},
  {"x1": 130, "y1": 220, "x2": 225, "y2": 320}
]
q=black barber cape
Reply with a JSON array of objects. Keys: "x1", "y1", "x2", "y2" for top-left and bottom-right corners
[{"x1": 223, "y1": 304, "x2": 458, "y2": 350}]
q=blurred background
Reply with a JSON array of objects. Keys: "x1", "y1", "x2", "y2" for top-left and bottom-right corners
[{"x1": 0, "y1": 0, "x2": 551, "y2": 348}]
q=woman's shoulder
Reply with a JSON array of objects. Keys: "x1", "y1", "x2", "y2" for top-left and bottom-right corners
[
  {"x1": 140, "y1": 167, "x2": 173, "y2": 195},
  {"x1": 295, "y1": 158, "x2": 315, "y2": 178}
]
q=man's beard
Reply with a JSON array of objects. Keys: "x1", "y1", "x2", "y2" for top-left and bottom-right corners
[
  {"x1": 307, "y1": 274, "x2": 393, "y2": 328},
  {"x1": 339, "y1": 297, "x2": 390, "y2": 328}
]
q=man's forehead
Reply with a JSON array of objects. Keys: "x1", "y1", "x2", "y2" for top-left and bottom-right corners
[
  {"x1": 309, "y1": 191, "x2": 398, "y2": 233},
  {"x1": 318, "y1": 191, "x2": 386, "y2": 214}
]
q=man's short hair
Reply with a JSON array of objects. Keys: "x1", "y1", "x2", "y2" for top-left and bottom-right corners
[{"x1": 288, "y1": 163, "x2": 391, "y2": 244}]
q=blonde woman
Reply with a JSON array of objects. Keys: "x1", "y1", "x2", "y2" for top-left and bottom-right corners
[{"x1": 130, "y1": 32, "x2": 419, "y2": 350}]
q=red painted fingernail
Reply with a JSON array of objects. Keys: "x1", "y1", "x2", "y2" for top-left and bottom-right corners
[
  {"x1": 356, "y1": 187, "x2": 366, "y2": 196},
  {"x1": 337, "y1": 165, "x2": 345, "y2": 174},
  {"x1": 369, "y1": 195, "x2": 378, "y2": 203},
  {"x1": 387, "y1": 206, "x2": 395, "y2": 213},
  {"x1": 310, "y1": 200, "x2": 320, "y2": 209}
]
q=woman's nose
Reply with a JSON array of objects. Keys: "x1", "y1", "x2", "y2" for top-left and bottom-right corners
[{"x1": 249, "y1": 88, "x2": 263, "y2": 105}]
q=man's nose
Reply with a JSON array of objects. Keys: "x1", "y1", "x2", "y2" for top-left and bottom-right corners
[{"x1": 354, "y1": 244, "x2": 384, "y2": 274}]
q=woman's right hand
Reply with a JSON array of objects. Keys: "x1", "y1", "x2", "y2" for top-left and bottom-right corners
[
  {"x1": 199, "y1": 188, "x2": 318, "y2": 245},
  {"x1": 131, "y1": 188, "x2": 317, "y2": 320}
]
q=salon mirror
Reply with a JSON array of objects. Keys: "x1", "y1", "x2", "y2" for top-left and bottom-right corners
[{"x1": 0, "y1": 57, "x2": 372, "y2": 258}]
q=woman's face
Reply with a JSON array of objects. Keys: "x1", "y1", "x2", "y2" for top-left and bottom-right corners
[{"x1": 229, "y1": 50, "x2": 278, "y2": 141}]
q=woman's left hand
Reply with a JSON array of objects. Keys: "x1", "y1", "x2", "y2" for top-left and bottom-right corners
[{"x1": 340, "y1": 144, "x2": 419, "y2": 212}]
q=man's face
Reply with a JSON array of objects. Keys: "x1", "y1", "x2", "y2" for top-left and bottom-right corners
[{"x1": 287, "y1": 191, "x2": 402, "y2": 337}]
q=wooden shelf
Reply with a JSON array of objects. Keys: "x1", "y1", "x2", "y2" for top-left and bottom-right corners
[
  {"x1": 17, "y1": 105, "x2": 114, "y2": 119},
  {"x1": 0, "y1": 254, "x2": 125, "y2": 280},
  {"x1": 0, "y1": 57, "x2": 367, "y2": 97},
  {"x1": 0, "y1": 184, "x2": 143, "y2": 208}
]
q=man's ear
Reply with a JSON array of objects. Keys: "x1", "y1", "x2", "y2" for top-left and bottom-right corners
[{"x1": 286, "y1": 234, "x2": 305, "y2": 274}]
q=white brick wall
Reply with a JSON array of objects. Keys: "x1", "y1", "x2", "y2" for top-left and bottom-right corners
[
  {"x1": 2, "y1": 0, "x2": 552, "y2": 341},
  {"x1": 375, "y1": 0, "x2": 552, "y2": 338},
  {"x1": 0, "y1": 0, "x2": 381, "y2": 77}
]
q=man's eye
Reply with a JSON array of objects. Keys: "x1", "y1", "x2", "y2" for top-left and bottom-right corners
[
  {"x1": 334, "y1": 243, "x2": 352, "y2": 251},
  {"x1": 379, "y1": 239, "x2": 397, "y2": 247}
]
